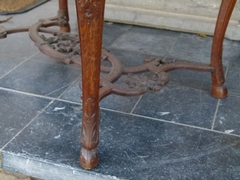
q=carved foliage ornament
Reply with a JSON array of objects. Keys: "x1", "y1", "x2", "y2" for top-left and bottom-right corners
[
  {"x1": 81, "y1": 98, "x2": 99, "y2": 148},
  {"x1": 78, "y1": 0, "x2": 102, "y2": 23},
  {"x1": 41, "y1": 33, "x2": 80, "y2": 60}
]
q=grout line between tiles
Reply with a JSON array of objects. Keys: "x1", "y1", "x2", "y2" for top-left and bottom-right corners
[
  {"x1": 44, "y1": 82, "x2": 73, "y2": 97},
  {"x1": 56, "y1": 76, "x2": 81, "y2": 100},
  {"x1": 107, "y1": 25, "x2": 132, "y2": 49},
  {"x1": 0, "y1": 86, "x2": 82, "y2": 105},
  {"x1": 100, "y1": 107, "x2": 240, "y2": 138},
  {"x1": 0, "y1": 51, "x2": 39, "y2": 80},
  {"x1": 0, "y1": 87, "x2": 55, "y2": 101},
  {"x1": 224, "y1": 62, "x2": 230, "y2": 79},
  {"x1": 56, "y1": 98, "x2": 81, "y2": 105},
  {"x1": 0, "y1": 53, "x2": 31, "y2": 60},
  {"x1": 130, "y1": 95, "x2": 143, "y2": 114},
  {"x1": 163, "y1": 31, "x2": 181, "y2": 61},
  {"x1": 211, "y1": 99, "x2": 221, "y2": 130}
]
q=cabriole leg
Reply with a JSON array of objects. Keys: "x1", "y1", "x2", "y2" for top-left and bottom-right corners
[
  {"x1": 211, "y1": 0, "x2": 236, "y2": 98},
  {"x1": 75, "y1": 0, "x2": 106, "y2": 170},
  {"x1": 59, "y1": 0, "x2": 70, "y2": 32}
]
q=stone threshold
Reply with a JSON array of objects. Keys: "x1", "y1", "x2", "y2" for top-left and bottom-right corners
[{"x1": 104, "y1": 4, "x2": 240, "y2": 40}]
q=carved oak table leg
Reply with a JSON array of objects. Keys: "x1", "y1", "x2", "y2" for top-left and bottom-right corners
[
  {"x1": 75, "y1": 0, "x2": 106, "y2": 170},
  {"x1": 59, "y1": 0, "x2": 70, "y2": 32},
  {"x1": 211, "y1": 0, "x2": 236, "y2": 98}
]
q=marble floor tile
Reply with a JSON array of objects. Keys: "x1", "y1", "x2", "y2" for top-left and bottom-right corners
[
  {"x1": 133, "y1": 84, "x2": 218, "y2": 128},
  {"x1": 110, "y1": 26, "x2": 180, "y2": 57},
  {"x1": 0, "y1": 89, "x2": 50, "y2": 148},
  {"x1": 0, "y1": 60, "x2": 80, "y2": 97},
  {"x1": 3, "y1": 103, "x2": 240, "y2": 180},
  {"x1": 214, "y1": 96, "x2": 240, "y2": 135},
  {"x1": 0, "y1": 55, "x2": 26, "y2": 78},
  {"x1": 225, "y1": 66, "x2": 240, "y2": 96},
  {"x1": 0, "y1": 33, "x2": 39, "y2": 59},
  {"x1": 167, "y1": 33, "x2": 233, "y2": 65}
]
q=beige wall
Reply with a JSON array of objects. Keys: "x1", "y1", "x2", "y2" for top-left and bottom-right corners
[{"x1": 105, "y1": 0, "x2": 240, "y2": 40}]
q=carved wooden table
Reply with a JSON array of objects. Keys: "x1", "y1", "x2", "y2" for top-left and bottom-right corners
[{"x1": 0, "y1": 0, "x2": 236, "y2": 170}]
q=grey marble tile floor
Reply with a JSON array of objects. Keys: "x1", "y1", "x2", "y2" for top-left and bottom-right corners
[{"x1": 1, "y1": 1, "x2": 240, "y2": 180}]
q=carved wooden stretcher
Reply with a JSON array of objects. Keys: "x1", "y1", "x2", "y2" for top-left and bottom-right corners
[{"x1": 0, "y1": 0, "x2": 236, "y2": 170}]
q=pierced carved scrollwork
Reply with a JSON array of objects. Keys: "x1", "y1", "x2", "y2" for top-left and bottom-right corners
[
  {"x1": 40, "y1": 33, "x2": 80, "y2": 61},
  {"x1": 27, "y1": 17, "x2": 214, "y2": 98},
  {"x1": 8, "y1": 3, "x2": 215, "y2": 101},
  {"x1": 125, "y1": 72, "x2": 169, "y2": 92}
]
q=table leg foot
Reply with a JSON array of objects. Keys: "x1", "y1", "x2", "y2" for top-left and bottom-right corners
[
  {"x1": 60, "y1": 25, "x2": 70, "y2": 32},
  {"x1": 80, "y1": 148, "x2": 99, "y2": 170},
  {"x1": 212, "y1": 85, "x2": 228, "y2": 99}
]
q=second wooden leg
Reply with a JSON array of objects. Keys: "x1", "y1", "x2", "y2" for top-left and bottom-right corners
[
  {"x1": 58, "y1": 0, "x2": 70, "y2": 32},
  {"x1": 211, "y1": 0, "x2": 236, "y2": 98}
]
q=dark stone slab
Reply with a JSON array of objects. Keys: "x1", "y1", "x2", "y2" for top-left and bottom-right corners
[
  {"x1": 2, "y1": 153, "x2": 115, "y2": 180},
  {"x1": 108, "y1": 48, "x2": 163, "y2": 68},
  {"x1": 224, "y1": 46, "x2": 240, "y2": 68},
  {"x1": 100, "y1": 93, "x2": 140, "y2": 113},
  {"x1": 133, "y1": 84, "x2": 218, "y2": 128},
  {"x1": 0, "y1": 151, "x2": 2, "y2": 168},
  {"x1": 0, "y1": 33, "x2": 38, "y2": 59},
  {"x1": 0, "y1": 89, "x2": 50, "y2": 148},
  {"x1": 167, "y1": 33, "x2": 233, "y2": 65},
  {"x1": 0, "y1": 60, "x2": 80, "y2": 97},
  {"x1": 97, "y1": 111, "x2": 240, "y2": 180},
  {"x1": 168, "y1": 69, "x2": 212, "y2": 91},
  {"x1": 103, "y1": 22, "x2": 132, "y2": 48},
  {"x1": 59, "y1": 80, "x2": 82, "y2": 103},
  {"x1": 214, "y1": 96, "x2": 240, "y2": 135},
  {"x1": 225, "y1": 66, "x2": 240, "y2": 96},
  {"x1": 110, "y1": 26, "x2": 179, "y2": 57},
  {"x1": 2, "y1": 101, "x2": 82, "y2": 166},
  {"x1": 3, "y1": 100, "x2": 240, "y2": 180},
  {"x1": 0, "y1": 55, "x2": 26, "y2": 78}
]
